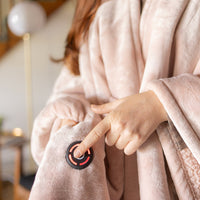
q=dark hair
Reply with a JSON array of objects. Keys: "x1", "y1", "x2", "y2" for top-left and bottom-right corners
[{"x1": 62, "y1": 0, "x2": 102, "y2": 75}]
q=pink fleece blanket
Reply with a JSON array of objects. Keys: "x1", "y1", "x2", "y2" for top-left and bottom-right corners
[{"x1": 30, "y1": 0, "x2": 200, "y2": 199}]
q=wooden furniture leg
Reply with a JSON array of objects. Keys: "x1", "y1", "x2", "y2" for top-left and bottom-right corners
[
  {"x1": 13, "y1": 146, "x2": 22, "y2": 200},
  {"x1": 0, "y1": 146, "x2": 2, "y2": 200}
]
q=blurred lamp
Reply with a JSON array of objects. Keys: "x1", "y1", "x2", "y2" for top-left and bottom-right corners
[
  {"x1": 7, "y1": 1, "x2": 47, "y2": 137},
  {"x1": 8, "y1": 1, "x2": 46, "y2": 36}
]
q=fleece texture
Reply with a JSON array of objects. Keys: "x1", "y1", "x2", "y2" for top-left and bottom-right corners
[{"x1": 30, "y1": 0, "x2": 200, "y2": 199}]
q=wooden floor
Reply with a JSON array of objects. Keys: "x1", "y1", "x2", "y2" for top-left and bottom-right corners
[
  {"x1": 1, "y1": 181, "x2": 13, "y2": 200},
  {"x1": 1, "y1": 181, "x2": 30, "y2": 200}
]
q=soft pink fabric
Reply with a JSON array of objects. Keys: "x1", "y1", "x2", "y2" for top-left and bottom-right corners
[
  {"x1": 181, "y1": 148, "x2": 200, "y2": 199},
  {"x1": 30, "y1": 0, "x2": 200, "y2": 199}
]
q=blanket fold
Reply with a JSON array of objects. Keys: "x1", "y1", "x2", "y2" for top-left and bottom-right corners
[{"x1": 30, "y1": 0, "x2": 200, "y2": 199}]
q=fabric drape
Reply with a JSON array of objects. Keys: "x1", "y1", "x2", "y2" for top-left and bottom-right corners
[{"x1": 29, "y1": 0, "x2": 200, "y2": 199}]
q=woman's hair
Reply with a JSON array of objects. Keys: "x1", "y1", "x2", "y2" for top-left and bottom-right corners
[{"x1": 63, "y1": 0, "x2": 102, "y2": 75}]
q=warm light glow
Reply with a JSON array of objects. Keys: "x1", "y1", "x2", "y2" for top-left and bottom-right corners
[{"x1": 12, "y1": 128, "x2": 23, "y2": 137}]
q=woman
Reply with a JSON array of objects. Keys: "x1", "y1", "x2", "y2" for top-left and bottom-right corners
[{"x1": 30, "y1": 0, "x2": 200, "y2": 199}]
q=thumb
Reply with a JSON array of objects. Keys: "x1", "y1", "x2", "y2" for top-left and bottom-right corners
[{"x1": 91, "y1": 99, "x2": 124, "y2": 114}]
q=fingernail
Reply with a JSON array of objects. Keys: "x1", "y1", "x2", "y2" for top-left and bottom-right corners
[{"x1": 74, "y1": 149, "x2": 81, "y2": 158}]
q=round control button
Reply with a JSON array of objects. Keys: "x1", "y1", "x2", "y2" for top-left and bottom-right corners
[{"x1": 65, "y1": 141, "x2": 93, "y2": 170}]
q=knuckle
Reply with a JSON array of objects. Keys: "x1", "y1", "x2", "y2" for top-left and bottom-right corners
[
  {"x1": 118, "y1": 123, "x2": 125, "y2": 130},
  {"x1": 111, "y1": 122, "x2": 125, "y2": 134},
  {"x1": 109, "y1": 110, "x2": 122, "y2": 120},
  {"x1": 108, "y1": 111, "x2": 115, "y2": 121},
  {"x1": 124, "y1": 129, "x2": 132, "y2": 138},
  {"x1": 134, "y1": 133, "x2": 141, "y2": 141},
  {"x1": 93, "y1": 129, "x2": 102, "y2": 139}
]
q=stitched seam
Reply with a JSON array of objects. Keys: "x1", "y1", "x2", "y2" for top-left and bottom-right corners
[
  {"x1": 160, "y1": 79, "x2": 199, "y2": 199},
  {"x1": 156, "y1": 74, "x2": 200, "y2": 199},
  {"x1": 167, "y1": 124, "x2": 197, "y2": 200}
]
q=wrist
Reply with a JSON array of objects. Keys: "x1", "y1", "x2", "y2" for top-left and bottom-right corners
[{"x1": 147, "y1": 90, "x2": 168, "y2": 123}]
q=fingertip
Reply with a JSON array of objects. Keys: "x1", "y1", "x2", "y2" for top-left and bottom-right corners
[
  {"x1": 74, "y1": 148, "x2": 82, "y2": 158},
  {"x1": 124, "y1": 142, "x2": 137, "y2": 156},
  {"x1": 74, "y1": 141, "x2": 88, "y2": 158},
  {"x1": 91, "y1": 104, "x2": 100, "y2": 111},
  {"x1": 124, "y1": 149, "x2": 135, "y2": 156},
  {"x1": 105, "y1": 136, "x2": 113, "y2": 146}
]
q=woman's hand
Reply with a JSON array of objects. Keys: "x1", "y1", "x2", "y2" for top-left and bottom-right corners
[
  {"x1": 35, "y1": 97, "x2": 85, "y2": 134},
  {"x1": 74, "y1": 91, "x2": 167, "y2": 158},
  {"x1": 51, "y1": 97, "x2": 85, "y2": 132}
]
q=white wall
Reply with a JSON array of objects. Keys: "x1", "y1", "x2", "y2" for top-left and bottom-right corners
[
  {"x1": 0, "y1": 0, "x2": 75, "y2": 134},
  {"x1": 0, "y1": 0, "x2": 76, "y2": 175}
]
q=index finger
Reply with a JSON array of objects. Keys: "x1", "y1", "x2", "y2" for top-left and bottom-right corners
[{"x1": 74, "y1": 117, "x2": 110, "y2": 158}]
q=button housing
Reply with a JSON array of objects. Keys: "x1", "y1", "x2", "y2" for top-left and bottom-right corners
[{"x1": 66, "y1": 141, "x2": 93, "y2": 170}]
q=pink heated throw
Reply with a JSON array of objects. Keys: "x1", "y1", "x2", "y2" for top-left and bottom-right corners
[{"x1": 30, "y1": 0, "x2": 200, "y2": 199}]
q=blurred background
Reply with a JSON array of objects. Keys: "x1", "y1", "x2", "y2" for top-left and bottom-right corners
[{"x1": 0, "y1": 0, "x2": 76, "y2": 199}]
